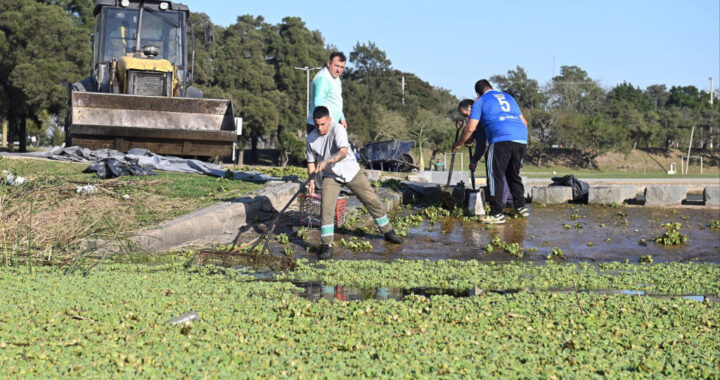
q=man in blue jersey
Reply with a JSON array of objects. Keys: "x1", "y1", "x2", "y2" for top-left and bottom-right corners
[
  {"x1": 458, "y1": 99, "x2": 512, "y2": 208},
  {"x1": 452, "y1": 80, "x2": 529, "y2": 224},
  {"x1": 306, "y1": 52, "x2": 348, "y2": 134}
]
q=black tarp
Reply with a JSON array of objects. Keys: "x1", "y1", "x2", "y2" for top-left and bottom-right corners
[
  {"x1": 83, "y1": 158, "x2": 156, "y2": 179},
  {"x1": 550, "y1": 174, "x2": 590, "y2": 203},
  {"x1": 361, "y1": 140, "x2": 414, "y2": 162}
]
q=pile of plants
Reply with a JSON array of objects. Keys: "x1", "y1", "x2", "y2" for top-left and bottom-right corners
[
  {"x1": 711, "y1": 220, "x2": 720, "y2": 230},
  {"x1": 484, "y1": 236, "x2": 525, "y2": 258},
  {"x1": 655, "y1": 222, "x2": 689, "y2": 246},
  {"x1": 233, "y1": 165, "x2": 308, "y2": 179},
  {"x1": 337, "y1": 237, "x2": 373, "y2": 252}
]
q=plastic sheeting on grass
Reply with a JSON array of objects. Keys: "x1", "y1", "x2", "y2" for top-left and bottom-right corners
[{"x1": 32, "y1": 146, "x2": 290, "y2": 182}]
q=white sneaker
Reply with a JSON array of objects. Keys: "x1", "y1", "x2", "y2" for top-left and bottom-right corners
[
  {"x1": 516, "y1": 207, "x2": 530, "y2": 218},
  {"x1": 480, "y1": 213, "x2": 505, "y2": 224}
]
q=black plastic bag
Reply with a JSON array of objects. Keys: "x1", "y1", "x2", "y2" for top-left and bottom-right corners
[
  {"x1": 550, "y1": 174, "x2": 589, "y2": 203},
  {"x1": 84, "y1": 158, "x2": 156, "y2": 179}
]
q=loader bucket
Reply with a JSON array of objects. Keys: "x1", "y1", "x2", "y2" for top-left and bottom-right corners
[{"x1": 68, "y1": 92, "x2": 237, "y2": 157}]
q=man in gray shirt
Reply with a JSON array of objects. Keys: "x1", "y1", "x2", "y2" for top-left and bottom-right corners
[{"x1": 306, "y1": 106, "x2": 403, "y2": 259}]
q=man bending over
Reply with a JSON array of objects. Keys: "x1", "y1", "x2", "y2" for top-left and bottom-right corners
[
  {"x1": 306, "y1": 106, "x2": 403, "y2": 259},
  {"x1": 452, "y1": 80, "x2": 529, "y2": 224}
]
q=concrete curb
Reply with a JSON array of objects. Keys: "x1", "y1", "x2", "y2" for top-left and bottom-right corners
[
  {"x1": 108, "y1": 180, "x2": 406, "y2": 254},
  {"x1": 84, "y1": 181, "x2": 301, "y2": 254}
]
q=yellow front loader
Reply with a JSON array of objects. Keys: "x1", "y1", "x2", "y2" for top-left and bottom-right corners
[{"x1": 68, "y1": 0, "x2": 238, "y2": 158}]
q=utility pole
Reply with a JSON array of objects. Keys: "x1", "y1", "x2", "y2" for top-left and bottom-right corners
[
  {"x1": 711, "y1": 77, "x2": 715, "y2": 148},
  {"x1": 401, "y1": 75, "x2": 405, "y2": 104},
  {"x1": 294, "y1": 66, "x2": 322, "y2": 116},
  {"x1": 710, "y1": 77, "x2": 714, "y2": 105}
]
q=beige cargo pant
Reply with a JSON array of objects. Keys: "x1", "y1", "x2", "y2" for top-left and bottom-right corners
[{"x1": 320, "y1": 170, "x2": 391, "y2": 245}]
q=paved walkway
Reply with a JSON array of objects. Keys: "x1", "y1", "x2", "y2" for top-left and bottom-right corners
[{"x1": 413, "y1": 171, "x2": 719, "y2": 190}]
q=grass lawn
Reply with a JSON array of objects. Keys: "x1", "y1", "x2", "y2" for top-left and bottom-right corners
[
  {"x1": 0, "y1": 158, "x2": 263, "y2": 260},
  {"x1": 0, "y1": 260, "x2": 717, "y2": 378}
]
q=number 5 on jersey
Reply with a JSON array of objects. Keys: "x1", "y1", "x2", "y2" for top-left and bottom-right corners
[{"x1": 497, "y1": 96, "x2": 510, "y2": 112}]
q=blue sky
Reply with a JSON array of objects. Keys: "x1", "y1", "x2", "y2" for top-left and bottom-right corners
[{"x1": 181, "y1": 0, "x2": 719, "y2": 99}]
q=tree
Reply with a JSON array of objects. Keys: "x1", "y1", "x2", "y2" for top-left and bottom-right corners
[
  {"x1": 367, "y1": 104, "x2": 407, "y2": 142},
  {"x1": 555, "y1": 113, "x2": 621, "y2": 168},
  {"x1": 408, "y1": 109, "x2": 454, "y2": 167},
  {"x1": 604, "y1": 101, "x2": 646, "y2": 151},
  {"x1": 524, "y1": 108, "x2": 560, "y2": 166},
  {"x1": 646, "y1": 84, "x2": 670, "y2": 110},
  {"x1": 187, "y1": 12, "x2": 222, "y2": 89},
  {"x1": 696, "y1": 108, "x2": 720, "y2": 149},
  {"x1": 667, "y1": 86, "x2": 704, "y2": 109},
  {"x1": 267, "y1": 16, "x2": 327, "y2": 165},
  {"x1": 547, "y1": 65, "x2": 605, "y2": 115},
  {"x1": 0, "y1": 0, "x2": 91, "y2": 151},
  {"x1": 490, "y1": 66, "x2": 545, "y2": 109},
  {"x1": 343, "y1": 41, "x2": 458, "y2": 148},
  {"x1": 212, "y1": 15, "x2": 281, "y2": 161},
  {"x1": 657, "y1": 108, "x2": 690, "y2": 150},
  {"x1": 607, "y1": 82, "x2": 654, "y2": 112},
  {"x1": 38, "y1": 0, "x2": 95, "y2": 27},
  {"x1": 348, "y1": 41, "x2": 391, "y2": 76}
]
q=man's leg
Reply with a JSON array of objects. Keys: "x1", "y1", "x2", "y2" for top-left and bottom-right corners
[
  {"x1": 486, "y1": 142, "x2": 512, "y2": 216},
  {"x1": 320, "y1": 177, "x2": 342, "y2": 245},
  {"x1": 502, "y1": 176, "x2": 512, "y2": 207},
  {"x1": 505, "y1": 142, "x2": 527, "y2": 211},
  {"x1": 344, "y1": 171, "x2": 393, "y2": 234}
]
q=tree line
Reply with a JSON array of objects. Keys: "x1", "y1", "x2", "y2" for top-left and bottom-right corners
[
  {"x1": 1, "y1": 1, "x2": 717, "y2": 168},
  {"x1": 493, "y1": 65, "x2": 719, "y2": 167}
]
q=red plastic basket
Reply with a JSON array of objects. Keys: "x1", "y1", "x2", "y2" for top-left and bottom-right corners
[{"x1": 298, "y1": 194, "x2": 346, "y2": 227}]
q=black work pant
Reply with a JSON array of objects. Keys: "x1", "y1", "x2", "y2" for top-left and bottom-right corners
[{"x1": 487, "y1": 141, "x2": 526, "y2": 215}]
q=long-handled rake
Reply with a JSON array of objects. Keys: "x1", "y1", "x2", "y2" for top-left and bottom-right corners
[{"x1": 231, "y1": 174, "x2": 316, "y2": 254}]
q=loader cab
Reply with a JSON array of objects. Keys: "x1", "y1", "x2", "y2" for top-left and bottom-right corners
[{"x1": 91, "y1": 0, "x2": 189, "y2": 94}]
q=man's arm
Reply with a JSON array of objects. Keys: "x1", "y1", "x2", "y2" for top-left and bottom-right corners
[
  {"x1": 471, "y1": 128, "x2": 487, "y2": 163},
  {"x1": 311, "y1": 77, "x2": 331, "y2": 109},
  {"x1": 316, "y1": 147, "x2": 348, "y2": 173},
  {"x1": 306, "y1": 137, "x2": 317, "y2": 193},
  {"x1": 452, "y1": 118, "x2": 478, "y2": 152},
  {"x1": 306, "y1": 162, "x2": 317, "y2": 194},
  {"x1": 520, "y1": 114, "x2": 528, "y2": 128}
]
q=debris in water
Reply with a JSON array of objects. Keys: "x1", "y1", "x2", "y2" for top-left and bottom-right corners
[{"x1": 166, "y1": 311, "x2": 199, "y2": 325}]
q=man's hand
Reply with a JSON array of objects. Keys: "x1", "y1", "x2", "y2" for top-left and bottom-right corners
[
  {"x1": 340, "y1": 119, "x2": 347, "y2": 129},
  {"x1": 315, "y1": 160, "x2": 329, "y2": 174},
  {"x1": 308, "y1": 178, "x2": 316, "y2": 195},
  {"x1": 451, "y1": 141, "x2": 462, "y2": 153}
]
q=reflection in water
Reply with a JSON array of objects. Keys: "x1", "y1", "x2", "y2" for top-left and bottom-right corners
[{"x1": 292, "y1": 281, "x2": 715, "y2": 304}]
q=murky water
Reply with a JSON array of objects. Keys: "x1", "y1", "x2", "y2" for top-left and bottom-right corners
[{"x1": 286, "y1": 204, "x2": 720, "y2": 263}]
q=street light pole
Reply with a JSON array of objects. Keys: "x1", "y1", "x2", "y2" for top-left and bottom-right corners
[
  {"x1": 294, "y1": 66, "x2": 323, "y2": 116},
  {"x1": 710, "y1": 77, "x2": 714, "y2": 105}
]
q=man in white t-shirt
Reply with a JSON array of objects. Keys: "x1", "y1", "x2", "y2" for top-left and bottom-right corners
[{"x1": 306, "y1": 106, "x2": 403, "y2": 259}]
